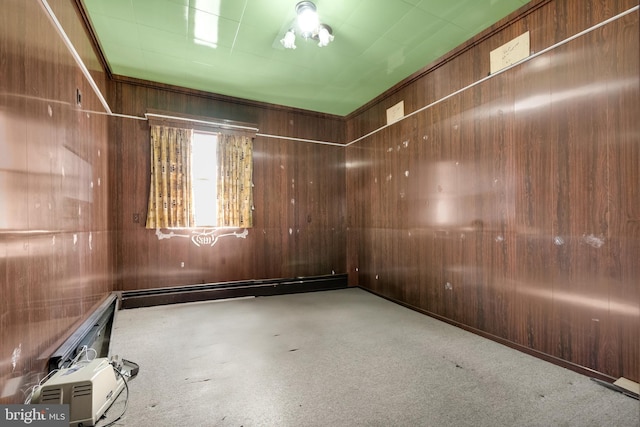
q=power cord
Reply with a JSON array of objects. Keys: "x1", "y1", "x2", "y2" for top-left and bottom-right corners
[
  {"x1": 24, "y1": 345, "x2": 95, "y2": 404},
  {"x1": 70, "y1": 345, "x2": 97, "y2": 365},
  {"x1": 96, "y1": 362, "x2": 130, "y2": 426},
  {"x1": 23, "y1": 369, "x2": 59, "y2": 404}
]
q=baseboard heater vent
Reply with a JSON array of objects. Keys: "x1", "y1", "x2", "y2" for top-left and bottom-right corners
[{"x1": 120, "y1": 274, "x2": 348, "y2": 309}]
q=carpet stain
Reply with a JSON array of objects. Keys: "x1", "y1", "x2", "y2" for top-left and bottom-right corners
[{"x1": 184, "y1": 377, "x2": 212, "y2": 384}]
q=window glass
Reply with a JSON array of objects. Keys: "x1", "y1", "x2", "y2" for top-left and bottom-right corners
[{"x1": 192, "y1": 132, "x2": 218, "y2": 226}]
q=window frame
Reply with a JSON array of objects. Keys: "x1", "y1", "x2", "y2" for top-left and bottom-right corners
[{"x1": 145, "y1": 110, "x2": 257, "y2": 230}]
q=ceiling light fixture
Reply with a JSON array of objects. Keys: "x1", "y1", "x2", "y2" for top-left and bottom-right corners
[{"x1": 280, "y1": 1, "x2": 334, "y2": 49}]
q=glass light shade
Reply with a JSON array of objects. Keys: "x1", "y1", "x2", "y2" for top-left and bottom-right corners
[
  {"x1": 281, "y1": 29, "x2": 296, "y2": 49},
  {"x1": 317, "y1": 25, "x2": 333, "y2": 47}
]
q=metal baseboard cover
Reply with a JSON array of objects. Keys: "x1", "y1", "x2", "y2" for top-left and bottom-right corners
[
  {"x1": 47, "y1": 293, "x2": 118, "y2": 372},
  {"x1": 120, "y1": 274, "x2": 349, "y2": 309}
]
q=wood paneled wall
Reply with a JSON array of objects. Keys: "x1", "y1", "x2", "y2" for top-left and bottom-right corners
[
  {"x1": 0, "y1": 0, "x2": 113, "y2": 403},
  {"x1": 346, "y1": 0, "x2": 639, "y2": 381},
  {"x1": 2, "y1": 0, "x2": 637, "y2": 406},
  {"x1": 109, "y1": 81, "x2": 346, "y2": 291}
]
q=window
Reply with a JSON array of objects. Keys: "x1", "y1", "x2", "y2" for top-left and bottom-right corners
[
  {"x1": 145, "y1": 118, "x2": 254, "y2": 230},
  {"x1": 191, "y1": 132, "x2": 218, "y2": 227}
]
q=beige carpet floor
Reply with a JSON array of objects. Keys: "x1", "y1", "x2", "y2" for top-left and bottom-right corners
[{"x1": 102, "y1": 288, "x2": 639, "y2": 426}]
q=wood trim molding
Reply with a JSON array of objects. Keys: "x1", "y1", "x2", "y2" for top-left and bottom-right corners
[{"x1": 73, "y1": 0, "x2": 113, "y2": 80}]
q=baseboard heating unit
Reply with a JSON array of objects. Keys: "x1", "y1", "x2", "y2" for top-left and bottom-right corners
[{"x1": 120, "y1": 274, "x2": 348, "y2": 309}]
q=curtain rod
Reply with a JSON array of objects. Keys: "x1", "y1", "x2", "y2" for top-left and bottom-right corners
[
  {"x1": 145, "y1": 113, "x2": 259, "y2": 132},
  {"x1": 79, "y1": 111, "x2": 343, "y2": 145}
]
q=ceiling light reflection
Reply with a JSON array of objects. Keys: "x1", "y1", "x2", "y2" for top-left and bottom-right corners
[
  {"x1": 515, "y1": 78, "x2": 637, "y2": 112},
  {"x1": 193, "y1": 0, "x2": 220, "y2": 48}
]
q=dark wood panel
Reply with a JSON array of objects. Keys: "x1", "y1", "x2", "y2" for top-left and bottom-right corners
[
  {"x1": 346, "y1": 0, "x2": 639, "y2": 382},
  {"x1": 604, "y1": 10, "x2": 640, "y2": 382},
  {"x1": 512, "y1": 52, "x2": 554, "y2": 355},
  {"x1": 110, "y1": 81, "x2": 347, "y2": 291},
  {"x1": 548, "y1": 18, "x2": 629, "y2": 375},
  {"x1": 0, "y1": 0, "x2": 113, "y2": 404}
]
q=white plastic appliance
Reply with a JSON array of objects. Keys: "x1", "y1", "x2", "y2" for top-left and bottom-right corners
[{"x1": 31, "y1": 358, "x2": 125, "y2": 427}]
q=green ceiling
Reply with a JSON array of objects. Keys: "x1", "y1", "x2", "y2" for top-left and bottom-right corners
[{"x1": 83, "y1": 0, "x2": 529, "y2": 116}]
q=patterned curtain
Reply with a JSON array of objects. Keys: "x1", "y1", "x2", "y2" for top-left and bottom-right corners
[
  {"x1": 146, "y1": 125, "x2": 194, "y2": 228},
  {"x1": 216, "y1": 133, "x2": 253, "y2": 227}
]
